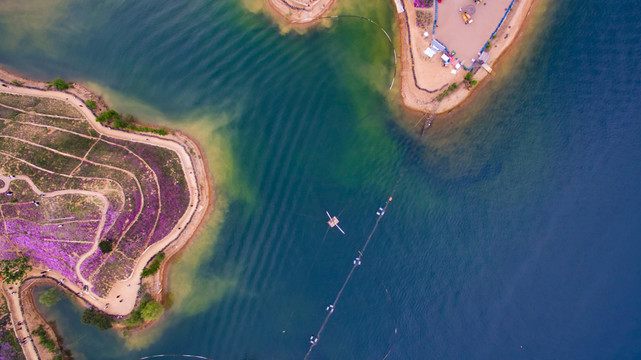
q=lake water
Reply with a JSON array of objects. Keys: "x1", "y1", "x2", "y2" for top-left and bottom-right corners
[{"x1": 1, "y1": 0, "x2": 641, "y2": 358}]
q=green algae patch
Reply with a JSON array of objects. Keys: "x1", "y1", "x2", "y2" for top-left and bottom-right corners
[
  {"x1": 166, "y1": 116, "x2": 245, "y2": 316},
  {"x1": 0, "y1": 0, "x2": 72, "y2": 53}
]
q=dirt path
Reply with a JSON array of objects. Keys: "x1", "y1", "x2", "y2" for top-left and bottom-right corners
[
  {"x1": 0, "y1": 174, "x2": 109, "y2": 289},
  {"x1": 0, "y1": 85, "x2": 210, "y2": 318},
  {"x1": 2, "y1": 281, "x2": 39, "y2": 360}
]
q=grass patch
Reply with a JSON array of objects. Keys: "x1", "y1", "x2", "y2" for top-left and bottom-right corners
[
  {"x1": 0, "y1": 137, "x2": 81, "y2": 174},
  {"x1": 14, "y1": 112, "x2": 96, "y2": 136},
  {"x1": 0, "y1": 93, "x2": 39, "y2": 109},
  {"x1": 33, "y1": 98, "x2": 82, "y2": 118},
  {"x1": 1, "y1": 121, "x2": 95, "y2": 157}
]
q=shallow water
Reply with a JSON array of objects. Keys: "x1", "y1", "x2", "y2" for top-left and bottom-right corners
[{"x1": 2, "y1": 0, "x2": 641, "y2": 358}]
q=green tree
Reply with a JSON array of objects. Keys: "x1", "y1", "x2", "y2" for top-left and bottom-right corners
[
  {"x1": 140, "y1": 301, "x2": 163, "y2": 321},
  {"x1": 98, "y1": 241, "x2": 113, "y2": 253},
  {"x1": 464, "y1": 72, "x2": 478, "y2": 87},
  {"x1": 95, "y1": 109, "x2": 120, "y2": 123},
  {"x1": 141, "y1": 252, "x2": 165, "y2": 277},
  {"x1": 39, "y1": 288, "x2": 61, "y2": 307},
  {"x1": 113, "y1": 114, "x2": 134, "y2": 129},
  {"x1": 51, "y1": 78, "x2": 71, "y2": 90},
  {"x1": 32, "y1": 325, "x2": 57, "y2": 352},
  {"x1": 0, "y1": 256, "x2": 31, "y2": 284},
  {"x1": 81, "y1": 309, "x2": 112, "y2": 330},
  {"x1": 85, "y1": 100, "x2": 97, "y2": 109}
]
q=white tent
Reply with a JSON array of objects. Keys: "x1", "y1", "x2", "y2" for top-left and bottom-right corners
[{"x1": 424, "y1": 47, "x2": 436, "y2": 58}]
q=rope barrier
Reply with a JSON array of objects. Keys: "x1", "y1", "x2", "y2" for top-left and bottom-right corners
[
  {"x1": 479, "y1": 0, "x2": 516, "y2": 56},
  {"x1": 303, "y1": 110, "x2": 436, "y2": 359},
  {"x1": 289, "y1": 14, "x2": 397, "y2": 92}
]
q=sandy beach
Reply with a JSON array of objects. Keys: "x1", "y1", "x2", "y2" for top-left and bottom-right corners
[
  {"x1": 0, "y1": 67, "x2": 213, "y2": 358},
  {"x1": 398, "y1": 0, "x2": 537, "y2": 114},
  {"x1": 264, "y1": 0, "x2": 537, "y2": 116}
]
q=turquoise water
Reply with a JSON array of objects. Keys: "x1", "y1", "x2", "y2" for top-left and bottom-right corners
[{"x1": 2, "y1": 0, "x2": 641, "y2": 358}]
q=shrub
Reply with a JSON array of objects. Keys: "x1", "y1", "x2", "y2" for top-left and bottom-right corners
[
  {"x1": 85, "y1": 100, "x2": 97, "y2": 109},
  {"x1": 436, "y1": 83, "x2": 459, "y2": 102},
  {"x1": 464, "y1": 72, "x2": 478, "y2": 87},
  {"x1": 95, "y1": 109, "x2": 120, "y2": 123},
  {"x1": 140, "y1": 301, "x2": 163, "y2": 321},
  {"x1": 39, "y1": 288, "x2": 61, "y2": 307},
  {"x1": 11, "y1": 80, "x2": 24, "y2": 86},
  {"x1": 141, "y1": 252, "x2": 165, "y2": 277},
  {"x1": 98, "y1": 241, "x2": 113, "y2": 253},
  {"x1": 124, "y1": 310, "x2": 143, "y2": 327},
  {"x1": 81, "y1": 309, "x2": 112, "y2": 330},
  {"x1": 124, "y1": 293, "x2": 164, "y2": 326},
  {"x1": 32, "y1": 325, "x2": 57, "y2": 352},
  {"x1": 0, "y1": 256, "x2": 31, "y2": 284},
  {"x1": 50, "y1": 78, "x2": 71, "y2": 90},
  {"x1": 95, "y1": 110, "x2": 168, "y2": 135}
]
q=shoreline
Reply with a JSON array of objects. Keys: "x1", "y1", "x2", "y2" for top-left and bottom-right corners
[
  {"x1": 20, "y1": 278, "x2": 74, "y2": 360},
  {"x1": 264, "y1": 0, "x2": 538, "y2": 118},
  {"x1": 265, "y1": 0, "x2": 337, "y2": 28},
  {"x1": 0, "y1": 66, "x2": 214, "y2": 354},
  {"x1": 398, "y1": 0, "x2": 538, "y2": 115},
  {"x1": 427, "y1": 0, "x2": 541, "y2": 121}
]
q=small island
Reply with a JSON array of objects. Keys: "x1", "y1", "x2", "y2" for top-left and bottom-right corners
[
  {"x1": 0, "y1": 69, "x2": 211, "y2": 359},
  {"x1": 268, "y1": 0, "x2": 536, "y2": 114},
  {"x1": 267, "y1": 0, "x2": 337, "y2": 25}
]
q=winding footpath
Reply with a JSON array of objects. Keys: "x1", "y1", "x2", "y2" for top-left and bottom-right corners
[
  {"x1": 0, "y1": 84, "x2": 211, "y2": 359},
  {"x1": 0, "y1": 174, "x2": 109, "y2": 287}
]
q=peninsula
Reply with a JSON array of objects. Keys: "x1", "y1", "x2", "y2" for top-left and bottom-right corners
[
  {"x1": 268, "y1": 0, "x2": 536, "y2": 114},
  {"x1": 267, "y1": 0, "x2": 337, "y2": 25},
  {"x1": 0, "y1": 69, "x2": 211, "y2": 359}
]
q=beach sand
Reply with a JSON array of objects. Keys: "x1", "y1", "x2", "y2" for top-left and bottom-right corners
[
  {"x1": 398, "y1": 0, "x2": 538, "y2": 114},
  {"x1": 263, "y1": 0, "x2": 537, "y2": 116}
]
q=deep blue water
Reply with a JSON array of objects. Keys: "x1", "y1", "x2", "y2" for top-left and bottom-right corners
[{"x1": 1, "y1": 0, "x2": 641, "y2": 359}]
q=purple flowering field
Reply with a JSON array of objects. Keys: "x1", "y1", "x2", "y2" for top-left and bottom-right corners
[{"x1": 0, "y1": 96, "x2": 191, "y2": 295}]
